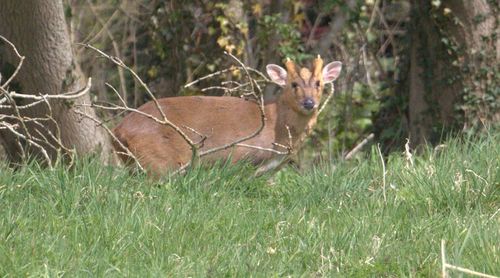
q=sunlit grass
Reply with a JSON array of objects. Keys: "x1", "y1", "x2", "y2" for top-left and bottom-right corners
[{"x1": 0, "y1": 133, "x2": 498, "y2": 276}]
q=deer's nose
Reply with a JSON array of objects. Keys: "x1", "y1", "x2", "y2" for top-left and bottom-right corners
[{"x1": 302, "y1": 98, "x2": 315, "y2": 110}]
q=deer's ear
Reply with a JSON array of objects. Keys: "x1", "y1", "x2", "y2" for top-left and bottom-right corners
[
  {"x1": 266, "y1": 64, "x2": 287, "y2": 87},
  {"x1": 322, "y1": 61, "x2": 342, "y2": 83}
]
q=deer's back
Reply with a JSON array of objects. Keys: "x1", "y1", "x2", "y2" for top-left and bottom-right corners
[{"x1": 113, "y1": 96, "x2": 277, "y2": 173}]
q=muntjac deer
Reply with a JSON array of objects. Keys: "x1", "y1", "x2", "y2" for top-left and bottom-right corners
[{"x1": 113, "y1": 57, "x2": 342, "y2": 175}]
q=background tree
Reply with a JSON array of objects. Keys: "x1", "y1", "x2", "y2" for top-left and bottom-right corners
[
  {"x1": 387, "y1": 0, "x2": 499, "y2": 148},
  {"x1": 0, "y1": 0, "x2": 115, "y2": 164}
]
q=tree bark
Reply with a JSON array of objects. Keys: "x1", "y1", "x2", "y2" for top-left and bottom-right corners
[
  {"x1": 403, "y1": 0, "x2": 498, "y2": 148},
  {"x1": 441, "y1": 0, "x2": 499, "y2": 128},
  {"x1": 0, "y1": 0, "x2": 115, "y2": 164}
]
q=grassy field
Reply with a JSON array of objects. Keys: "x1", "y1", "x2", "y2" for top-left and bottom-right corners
[{"x1": 0, "y1": 133, "x2": 498, "y2": 277}]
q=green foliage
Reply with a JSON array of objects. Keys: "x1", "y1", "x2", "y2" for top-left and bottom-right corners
[
  {"x1": 257, "y1": 14, "x2": 311, "y2": 63},
  {"x1": 0, "y1": 133, "x2": 498, "y2": 276}
]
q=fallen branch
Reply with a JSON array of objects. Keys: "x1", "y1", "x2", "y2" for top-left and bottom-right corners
[{"x1": 344, "y1": 133, "x2": 374, "y2": 160}]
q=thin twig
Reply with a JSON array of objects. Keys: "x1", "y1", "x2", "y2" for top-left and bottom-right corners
[
  {"x1": 318, "y1": 83, "x2": 335, "y2": 115},
  {"x1": 3, "y1": 78, "x2": 92, "y2": 100},
  {"x1": 197, "y1": 53, "x2": 267, "y2": 158},
  {"x1": 0, "y1": 35, "x2": 25, "y2": 89},
  {"x1": 74, "y1": 109, "x2": 144, "y2": 171},
  {"x1": 1, "y1": 123, "x2": 52, "y2": 166},
  {"x1": 184, "y1": 66, "x2": 269, "y2": 88},
  {"x1": 236, "y1": 143, "x2": 289, "y2": 155},
  {"x1": 79, "y1": 43, "x2": 198, "y2": 150},
  {"x1": 366, "y1": 0, "x2": 381, "y2": 35},
  {"x1": 86, "y1": 0, "x2": 128, "y2": 101}
]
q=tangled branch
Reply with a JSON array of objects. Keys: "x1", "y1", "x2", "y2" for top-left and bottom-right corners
[
  {"x1": 0, "y1": 35, "x2": 94, "y2": 167},
  {"x1": 76, "y1": 44, "x2": 298, "y2": 175}
]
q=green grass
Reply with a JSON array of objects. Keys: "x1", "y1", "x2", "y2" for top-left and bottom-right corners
[{"x1": 0, "y1": 133, "x2": 499, "y2": 277}]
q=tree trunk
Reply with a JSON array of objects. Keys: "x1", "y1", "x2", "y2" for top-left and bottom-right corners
[
  {"x1": 0, "y1": 0, "x2": 115, "y2": 164},
  {"x1": 407, "y1": 0, "x2": 462, "y2": 147},
  {"x1": 403, "y1": 0, "x2": 498, "y2": 148},
  {"x1": 441, "y1": 0, "x2": 499, "y2": 129}
]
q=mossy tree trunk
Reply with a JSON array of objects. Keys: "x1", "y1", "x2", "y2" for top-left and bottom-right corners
[
  {"x1": 441, "y1": 0, "x2": 499, "y2": 130},
  {"x1": 402, "y1": 0, "x2": 498, "y2": 148},
  {"x1": 0, "y1": 0, "x2": 116, "y2": 164}
]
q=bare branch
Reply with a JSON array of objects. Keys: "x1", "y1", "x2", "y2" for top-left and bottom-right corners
[
  {"x1": 0, "y1": 122, "x2": 52, "y2": 166},
  {"x1": 0, "y1": 35, "x2": 25, "y2": 89},
  {"x1": 344, "y1": 133, "x2": 375, "y2": 160},
  {"x1": 79, "y1": 43, "x2": 197, "y2": 149},
  {"x1": 318, "y1": 83, "x2": 335, "y2": 115},
  {"x1": 0, "y1": 36, "x2": 93, "y2": 166},
  {"x1": 2, "y1": 77, "x2": 92, "y2": 101},
  {"x1": 184, "y1": 66, "x2": 270, "y2": 89},
  {"x1": 197, "y1": 52, "x2": 267, "y2": 158},
  {"x1": 236, "y1": 143, "x2": 289, "y2": 155}
]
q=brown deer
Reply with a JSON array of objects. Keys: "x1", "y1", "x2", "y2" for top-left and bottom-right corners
[{"x1": 113, "y1": 56, "x2": 342, "y2": 175}]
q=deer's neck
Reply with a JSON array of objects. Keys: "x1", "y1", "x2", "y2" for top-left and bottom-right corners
[{"x1": 265, "y1": 98, "x2": 318, "y2": 151}]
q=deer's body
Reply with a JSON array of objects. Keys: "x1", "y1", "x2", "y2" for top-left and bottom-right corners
[{"x1": 113, "y1": 57, "x2": 342, "y2": 175}]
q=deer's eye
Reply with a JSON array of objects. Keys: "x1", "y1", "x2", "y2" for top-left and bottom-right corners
[
  {"x1": 291, "y1": 82, "x2": 298, "y2": 89},
  {"x1": 315, "y1": 80, "x2": 321, "y2": 88}
]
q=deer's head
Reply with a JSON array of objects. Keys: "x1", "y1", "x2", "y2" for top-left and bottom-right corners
[{"x1": 266, "y1": 56, "x2": 342, "y2": 115}]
